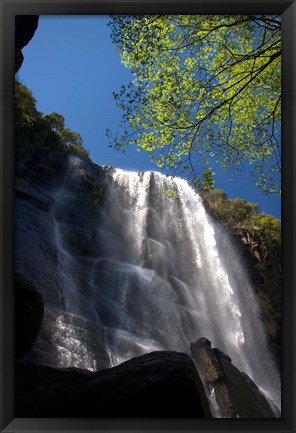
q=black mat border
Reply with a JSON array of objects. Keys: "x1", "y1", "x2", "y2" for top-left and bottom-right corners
[{"x1": 0, "y1": 0, "x2": 295, "y2": 432}]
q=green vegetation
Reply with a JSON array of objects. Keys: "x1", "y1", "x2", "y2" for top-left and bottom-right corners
[
  {"x1": 15, "y1": 81, "x2": 90, "y2": 167},
  {"x1": 90, "y1": 187, "x2": 104, "y2": 206},
  {"x1": 108, "y1": 15, "x2": 281, "y2": 194},
  {"x1": 80, "y1": 173, "x2": 104, "y2": 206},
  {"x1": 242, "y1": 212, "x2": 281, "y2": 260},
  {"x1": 202, "y1": 189, "x2": 281, "y2": 261}
]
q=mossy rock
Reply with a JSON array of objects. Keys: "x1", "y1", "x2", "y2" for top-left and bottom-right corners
[
  {"x1": 90, "y1": 187, "x2": 104, "y2": 206},
  {"x1": 39, "y1": 164, "x2": 57, "y2": 176},
  {"x1": 82, "y1": 174, "x2": 96, "y2": 189}
]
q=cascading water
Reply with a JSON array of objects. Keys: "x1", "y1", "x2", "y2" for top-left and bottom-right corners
[{"x1": 47, "y1": 158, "x2": 281, "y2": 415}]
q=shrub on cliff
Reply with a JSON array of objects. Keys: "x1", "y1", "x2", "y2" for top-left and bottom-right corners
[
  {"x1": 15, "y1": 80, "x2": 89, "y2": 165},
  {"x1": 242, "y1": 213, "x2": 281, "y2": 259},
  {"x1": 67, "y1": 143, "x2": 91, "y2": 162},
  {"x1": 202, "y1": 188, "x2": 280, "y2": 262}
]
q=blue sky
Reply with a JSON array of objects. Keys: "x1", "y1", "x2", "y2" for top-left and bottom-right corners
[{"x1": 18, "y1": 16, "x2": 281, "y2": 218}]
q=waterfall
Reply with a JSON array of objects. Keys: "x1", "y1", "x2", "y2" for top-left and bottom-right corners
[{"x1": 48, "y1": 160, "x2": 281, "y2": 414}]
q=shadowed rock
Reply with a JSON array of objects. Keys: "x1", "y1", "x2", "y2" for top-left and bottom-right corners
[
  {"x1": 15, "y1": 273, "x2": 44, "y2": 359},
  {"x1": 16, "y1": 351, "x2": 212, "y2": 418},
  {"x1": 15, "y1": 16, "x2": 39, "y2": 72}
]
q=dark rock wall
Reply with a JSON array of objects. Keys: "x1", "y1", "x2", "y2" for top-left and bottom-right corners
[
  {"x1": 15, "y1": 149, "x2": 111, "y2": 368},
  {"x1": 15, "y1": 15, "x2": 39, "y2": 73},
  {"x1": 15, "y1": 273, "x2": 44, "y2": 359}
]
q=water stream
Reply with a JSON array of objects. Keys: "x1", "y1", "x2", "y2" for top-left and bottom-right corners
[{"x1": 49, "y1": 160, "x2": 281, "y2": 414}]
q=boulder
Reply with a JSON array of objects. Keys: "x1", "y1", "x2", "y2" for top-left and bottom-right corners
[
  {"x1": 15, "y1": 351, "x2": 212, "y2": 418},
  {"x1": 190, "y1": 337, "x2": 226, "y2": 383},
  {"x1": 190, "y1": 338, "x2": 276, "y2": 418},
  {"x1": 190, "y1": 338, "x2": 277, "y2": 418},
  {"x1": 15, "y1": 273, "x2": 44, "y2": 359}
]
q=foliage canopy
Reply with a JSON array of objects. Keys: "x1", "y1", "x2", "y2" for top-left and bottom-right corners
[
  {"x1": 15, "y1": 81, "x2": 90, "y2": 165},
  {"x1": 108, "y1": 15, "x2": 281, "y2": 194}
]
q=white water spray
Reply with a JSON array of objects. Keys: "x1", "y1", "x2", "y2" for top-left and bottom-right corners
[{"x1": 49, "y1": 161, "x2": 281, "y2": 413}]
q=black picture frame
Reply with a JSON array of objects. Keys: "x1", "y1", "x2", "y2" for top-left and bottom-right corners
[{"x1": 0, "y1": 0, "x2": 295, "y2": 432}]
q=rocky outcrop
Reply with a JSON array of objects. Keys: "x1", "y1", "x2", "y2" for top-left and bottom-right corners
[
  {"x1": 15, "y1": 15, "x2": 39, "y2": 72},
  {"x1": 190, "y1": 338, "x2": 277, "y2": 418},
  {"x1": 15, "y1": 351, "x2": 212, "y2": 418},
  {"x1": 15, "y1": 273, "x2": 44, "y2": 359}
]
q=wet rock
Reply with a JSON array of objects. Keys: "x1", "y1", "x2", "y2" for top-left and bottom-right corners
[
  {"x1": 16, "y1": 184, "x2": 54, "y2": 211},
  {"x1": 101, "y1": 165, "x2": 115, "y2": 175},
  {"x1": 25, "y1": 308, "x2": 112, "y2": 371},
  {"x1": 190, "y1": 338, "x2": 276, "y2": 418},
  {"x1": 190, "y1": 337, "x2": 226, "y2": 383},
  {"x1": 15, "y1": 273, "x2": 44, "y2": 359},
  {"x1": 15, "y1": 151, "x2": 107, "y2": 364},
  {"x1": 16, "y1": 351, "x2": 212, "y2": 418}
]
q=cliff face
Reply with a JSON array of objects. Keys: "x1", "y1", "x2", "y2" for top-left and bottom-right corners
[{"x1": 16, "y1": 148, "x2": 111, "y2": 369}]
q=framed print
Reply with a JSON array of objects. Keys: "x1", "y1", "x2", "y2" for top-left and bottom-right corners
[{"x1": 0, "y1": 1, "x2": 295, "y2": 432}]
